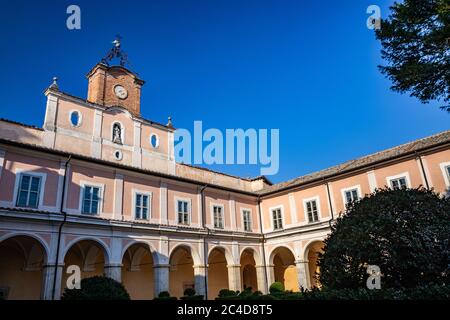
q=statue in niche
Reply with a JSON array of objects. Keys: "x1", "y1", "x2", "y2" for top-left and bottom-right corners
[{"x1": 113, "y1": 123, "x2": 122, "y2": 144}]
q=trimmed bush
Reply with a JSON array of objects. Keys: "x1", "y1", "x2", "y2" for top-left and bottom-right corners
[
  {"x1": 269, "y1": 282, "x2": 284, "y2": 294},
  {"x1": 180, "y1": 288, "x2": 204, "y2": 300},
  {"x1": 318, "y1": 188, "x2": 450, "y2": 290},
  {"x1": 154, "y1": 291, "x2": 177, "y2": 300},
  {"x1": 61, "y1": 276, "x2": 130, "y2": 300},
  {"x1": 183, "y1": 288, "x2": 196, "y2": 297}
]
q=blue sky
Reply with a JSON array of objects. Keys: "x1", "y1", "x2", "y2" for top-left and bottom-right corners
[{"x1": 0, "y1": 0, "x2": 448, "y2": 183}]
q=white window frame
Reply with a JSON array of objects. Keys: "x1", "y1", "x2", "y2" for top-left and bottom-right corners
[
  {"x1": 69, "y1": 109, "x2": 82, "y2": 128},
  {"x1": 439, "y1": 162, "x2": 450, "y2": 189},
  {"x1": 303, "y1": 196, "x2": 322, "y2": 223},
  {"x1": 175, "y1": 197, "x2": 192, "y2": 225},
  {"x1": 241, "y1": 208, "x2": 252, "y2": 232},
  {"x1": 150, "y1": 133, "x2": 160, "y2": 149},
  {"x1": 132, "y1": 189, "x2": 152, "y2": 221},
  {"x1": 211, "y1": 203, "x2": 225, "y2": 229},
  {"x1": 13, "y1": 171, "x2": 47, "y2": 209},
  {"x1": 111, "y1": 121, "x2": 125, "y2": 144},
  {"x1": 79, "y1": 181, "x2": 105, "y2": 215},
  {"x1": 386, "y1": 172, "x2": 411, "y2": 189},
  {"x1": 269, "y1": 205, "x2": 284, "y2": 231},
  {"x1": 341, "y1": 185, "x2": 362, "y2": 206}
]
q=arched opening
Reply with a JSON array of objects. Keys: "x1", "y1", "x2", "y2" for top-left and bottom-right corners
[
  {"x1": 0, "y1": 235, "x2": 47, "y2": 300},
  {"x1": 122, "y1": 243, "x2": 154, "y2": 299},
  {"x1": 207, "y1": 247, "x2": 229, "y2": 299},
  {"x1": 305, "y1": 241, "x2": 324, "y2": 288},
  {"x1": 271, "y1": 246, "x2": 299, "y2": 292},
  {"x1": 62, "y1": 239, "x2": 108, "y2": 294},
  {"x1": 240, "y1": 249, "x2": 258, "y2": 292},
  {"x1": 169, "y1": 246, "x2": 195, "y2": 298}
]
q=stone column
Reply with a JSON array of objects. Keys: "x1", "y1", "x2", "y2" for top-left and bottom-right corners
[
  {"x1": 255, "y1": 265, "x2": 268, "y2": 294},
  {"x1": 295, "y1": 260, "x2": 310, "y2": 290},
  {"x1": 42, "y1": 263, "x2": 64, "y2": 300},
  {"x1": 193, "y1": 265, "x2": 207, "y2": 299},
  {"x1": 227, "y1": 264, "x2": 242, "y2": 292},
  {"x1": 266, "y1": 264, "x2": 275, "y2": 288},
  {"x1": 153, "y1": 264, "x2": 170, "y2": 296},
  {"x1": 104, "y1": 263, "x2": 123, "y2": 283}
]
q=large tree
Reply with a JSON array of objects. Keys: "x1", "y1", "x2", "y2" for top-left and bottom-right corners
[
  {"x1": 317, "y1": 188, "x2": 450, "y2": 289},
  {"x1": 375, "y1": 0, "x2": 450, "y2": 112}
]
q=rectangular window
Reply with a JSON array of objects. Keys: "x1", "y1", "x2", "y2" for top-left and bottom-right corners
[
  {"x1": 177, "y1": 200, "x2": 190, "y2": 225},
  {"x1": 446, "y1": 165, "x2": 450, "y2": 181},
  {"x1": 242, "y1": 210, "x2": 252, "y2": 232},
  {"x1": 344, "y1": 189, "x2": 359, "y2": 204},
  {"x1": 272, "y1": 208, "x2": 283, "y2": 230},
  {"x1": 82, "y1": 185, "x2": 101, "y2": 215},
  {"x1": 306, "y1": 200, "x2": 319, "y2": 223},
  {"x1": 135, "y1": 193, "x2": 150, "y2": 220},
  {"x1": 16, "y1": 174, "x2": 42, "y2": 208},
  {"x1": 390, "y1": 177, "x2": 407, "y2": 190},
  {"x1": 213, "y1": 205, "x2": 224, "y2": 229}
]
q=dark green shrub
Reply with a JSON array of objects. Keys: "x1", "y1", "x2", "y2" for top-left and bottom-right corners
[
  {"x1": 153, "y1": 291, "x2": 177, "y2": 300},
  {"x1": 183, "y1": 288, "x2": 196, "y2": 297},
  {"x1": 269, "y1": 282, "x2": 284, "y2": 294},
  {"x1": 61, "y1": 276, "x2": 130, "y2": 300},
  {"x1": 318, "y1": 188, "x2": 450, "y2": 290}
]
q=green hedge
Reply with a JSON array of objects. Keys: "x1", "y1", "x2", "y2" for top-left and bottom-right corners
[
  {"x1": 61, "y1": 276, "x2": 130, "y2": 300},
  {"x1": 215, "y1": 284, "x2": 450, "y2": 300}
]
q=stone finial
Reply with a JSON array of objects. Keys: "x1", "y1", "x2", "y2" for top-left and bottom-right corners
[
  {"x1": 167, "y1": 116, "x2": 173, "y2": 128},
  {"x1": 49, "y1": 77, "x2": 59, "y2": 90}
]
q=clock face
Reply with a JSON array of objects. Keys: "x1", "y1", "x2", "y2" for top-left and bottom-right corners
[{"x1": 114, "y1": 85, "x2": 128, "y2": 99}]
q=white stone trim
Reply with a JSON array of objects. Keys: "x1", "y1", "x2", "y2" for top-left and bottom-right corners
[
  {"x1": 133, "y1": 121, "x2": 142, "y2": 168},
  {"x1": 131, "y1": 188, "x2": 153, "y2": 221},
  {"x1": 149, "y1": 133, "x2": 160, "y2": 149},
  {"x1": 288, "y1": 192, "x2": 297, "y2": 224},
  {"x1": 386, "y1": 172, "x2": 411, "y2": 188},
  {"x1": 159, "y1": 182, "x2": 168, "y2": 224},
  {"x1": 229, "y1": 197, "x2": 236, "y2": 230},
  {"x1": 302, "y1": 196, "x2": 322, "y2": 223},
  {"x1": 68, "y1": 109, "x2": 83, "y2": 128},
  {"x1": 113, "y1": 174, "x2": 124, "y2": 220},
  {"x1": 268, "y1": 204, "x2": 285, "y2": 231},
  {"x1": 210, "y1": 202, "x2": 225, "y2": 229},
  {"x1": 174, "y1": 196, "x2": 192, "y2": 225},
  {"x1": 91, "y1": 109, "x2": 103, "y2": 158},
  {"x1": 439, "y1": 161, "x2": 450, "y2": 189},
  {"x1": 55, "y1": 161, "x2": 66, "y2": 212},
  {"x1": 12, "y1": 169, "x2": 47, "y2": 211},
  {"x1": 0, "y1": 149, "x2": 5, "y2": 180},
  {"x1": 78, "y1": 180, "x2": 105, "y2": 215},
  {"x1": 367, "y1": 170, "x2": 377, "y2": 192},
  {"x1": 341, "y1": 184, "x2": 362, "y2": 206}
]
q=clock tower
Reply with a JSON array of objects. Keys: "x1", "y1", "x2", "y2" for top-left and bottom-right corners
[{"x1": 86, "y1": 38, "x2": 145, "y2": 116}]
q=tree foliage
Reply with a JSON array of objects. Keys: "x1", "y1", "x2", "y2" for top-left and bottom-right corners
[
  {"x1": 317, "y1": 188, "x2": 450, "y2": 289},
  {"x1": 375, "y1": 0, "x2": 450, "y2": 111}
]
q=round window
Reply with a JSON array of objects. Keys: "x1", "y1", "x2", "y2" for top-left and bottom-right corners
[
  {"x1": 70, "y1": 111, "x2": 81, "y2": 127},
  {"x1": 114, "y1": 150, "x2": 123, "y2": 161},
  {"x1": 150, "y1": 134, "x2": 159, "y2": 149}
]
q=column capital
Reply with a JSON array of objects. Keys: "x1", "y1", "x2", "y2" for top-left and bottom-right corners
[
  {"x1": 295, "y1": 260, "x2": 309, "y2": 265},
  {"x1": 193, "y1": 264, "x2": 207, "y2": 269},
  {"x1": 153, "y1": 264, "x2": 171, "y2": 269},
  {"x1": 227, "y1": 264, "x2": 241, "y2": 269},
  {"x1": 104, "y1": 263, "x2": 123, "y2": 268}
]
